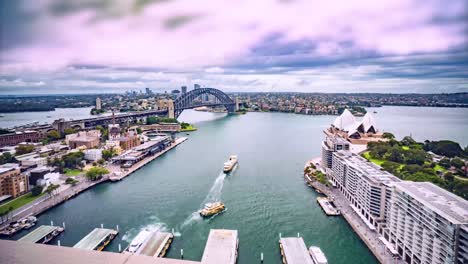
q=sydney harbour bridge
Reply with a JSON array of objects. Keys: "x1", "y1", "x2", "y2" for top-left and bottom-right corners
[{"x1": 20, "y1": 87, "x2": 238, "y2": 135}]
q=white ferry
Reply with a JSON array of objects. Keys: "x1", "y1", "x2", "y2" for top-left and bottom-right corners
[
  {"x1": 223, "y1": 155, "x2": 238, "y2": 173},
  {"x1": 125, "y1": 229, "x2": 153, "y2": 253},
  {"x1": 199, "y1": 202, "x2": 226, "y2": 217},
  {"x1": 309, "y1": 246, "x2": 328, "y2": 264}
]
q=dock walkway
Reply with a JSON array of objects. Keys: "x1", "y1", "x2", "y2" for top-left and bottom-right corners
[
  {"x1": 138, "y1": 231, "x2": 174, "y2": 257},
  {"x1": 73, "y1": 228, "x2": 118, "y2": 251},
  {"x1": 18, "y1": 225, "x2": 63, "y2": 244},
  {"x1": 279, "y1": 237, "x2": 314, "y2": 264},
  {"x1": 316, "y1": 197, "x2": 340, "y2": 216},
  {"x1": 201, "y1": 229, "x2": 238, "y2": 264}
]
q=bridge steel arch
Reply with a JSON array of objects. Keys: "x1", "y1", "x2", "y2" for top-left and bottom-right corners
[{"x1": 173, "y1": 88, "x2": 235, "y2": 118}]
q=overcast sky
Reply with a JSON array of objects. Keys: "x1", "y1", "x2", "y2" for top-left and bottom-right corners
[{"x1": 0, "y1": 0, "x2": 467, "y2": 94}]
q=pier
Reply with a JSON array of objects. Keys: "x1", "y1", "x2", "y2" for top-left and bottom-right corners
[
  {"x1": 201, "y1": 229, "x2": 238, "y2": 264},
  {"x1": 279, "y1": 237, "x2": 314, "y2": 264},
  {"x1": 316, "y1": 197, "x2": 340, "y2": 216},
  {"x1": 110, "y1": 137, "x2": 188, "y2": 181},
  {"x1": 138, "y1": 231, "x2": 174, "y2": 257},
  {"x1": 73, "y1": 228, "x2": 118, "y2": 251},
  {"x1": 18, "y1": 225, "x2": 64, "y2": 244}
]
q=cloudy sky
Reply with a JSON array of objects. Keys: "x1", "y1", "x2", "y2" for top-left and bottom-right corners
[{"x1": 0, "y1": 0, "x2": 467, "y2": 94}]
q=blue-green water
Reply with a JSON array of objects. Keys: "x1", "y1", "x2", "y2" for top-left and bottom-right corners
[{"x1": 9, "y1": 106, "x2": 468, "y2": 263}]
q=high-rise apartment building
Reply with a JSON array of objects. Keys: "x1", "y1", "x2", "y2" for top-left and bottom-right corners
[
  {"x1": 321, "y1": 135, "x2": 350, "y2": 170},
  {"x1": 387, "y1": 181, "x2": 467, "y2": 264},
  {"x1": 330, "y1": 151, "x2": 400, "y2": 231},
  {"x1": 95, "y1": 97, "x2": 102, "y2": 110}
]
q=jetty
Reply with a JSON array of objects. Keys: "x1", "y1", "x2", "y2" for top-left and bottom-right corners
[
  {"x1": 138, "y1": 231, "x2": 174, "y2": 257},
  {"x1": 279, "y1": 237, "x2": 314, "y2": 264},
  {"x1": 18, "y1": 225, "x2": 64, "y2": 244},
  {"x1": 201, "y1": 229, "x2": 238, "y2": 264},
  {"x1": 316, "y1": 197, "x2": 340, "y2": 216},
  {"x1": 73, "y1": 228, "x2": 118, "y2": 251}
]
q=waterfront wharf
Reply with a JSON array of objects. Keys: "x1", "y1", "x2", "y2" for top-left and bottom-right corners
[
  {"x1": 137, "y1": 231, "x2": 174, "y2": 257},
  {"x1": 201, "y1": 229, "x2": 238, "y2": 264},
  {"x1": 316, "y1": 197, "x2": 341, "y2": 216},
  {"x1": 304, "y1": 159, "x2": 404, "y2": 264},
  {"x1": 279, "y1": 237, "x2": 314, "y2": 264},
  {"x1": 18, "y1": 225, "x2": 64, "y2": 244},
  {"x1": 73, "y1": 228, "x2": 118, "y2": 251},
  {"x1": 110, "y1": 137, "x2": 188, "y2": 181}
]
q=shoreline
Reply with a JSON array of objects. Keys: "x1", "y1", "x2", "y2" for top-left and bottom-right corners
[
  {"x1": 0, "y1": 137, "x2": 188, "y2": 230},
  {"x1": 303, "y1": 158, "x2": 402, "y2": 264}
]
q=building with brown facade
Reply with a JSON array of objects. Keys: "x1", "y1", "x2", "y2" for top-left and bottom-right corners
[
  {"x1": 118, "y1": 131, "x2": 140, "y2": 151},
  {"x1": 0, "y1": 131, "x2": 42, "y2": 147},
  {"x1": 0, "y1": 165, "x2": 29, "y2": 198},
  {"x1": 66, "y1": 130, "x2": 101, "y2": 149}
]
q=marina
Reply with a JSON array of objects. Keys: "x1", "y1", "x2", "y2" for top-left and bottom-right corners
[
  {"x1": 138, "y1": 231, "x2": 174, "y2": 257},
  {"x1": 73, "y1": 228, "x2": 118, "y2": 251},
  {"x1": 18, "y1": 225, "x2": 64, "y2": 244},
  {"x1": 279, "y1": 237, "x2": 314, "y2": 264},
  {"x1": 201, "y1": 229, "x2": 238, "y2": 264},
  {"x1": 316, "y1": 197, "x2": 340, "y2": 216}
]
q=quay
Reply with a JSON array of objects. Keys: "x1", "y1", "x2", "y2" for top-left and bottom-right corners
[
  {"x1": 1, "y1": 229, "x2": 238, "y2": 264},
  {"x1": 279, "y1": 237, "x2": 314, "y2": 264},
  {"x1": 73, "y1": 228, "x2": 118, "y2": 251},
  {"x1": 316, "y1": 197, "x2": 340, "y2": 216},
  {"x1": 18, "y1": 225, "x2": 64, "y2": 244},
  {"x1": 110, "y1": 137, "x2": 188, "y2": 181},
  {"x1": 0, "y1": 137, "x2": 188, "y2": 230},
  {"x1": 137, "y1": 231, "x2": 174, "y2": 257},
  {"x1": 201, "y1": 229, "x2": 238, "y2": 264}
]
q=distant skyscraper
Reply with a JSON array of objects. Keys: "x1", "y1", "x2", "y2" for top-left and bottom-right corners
[
  {"x1": 194, "y1": 84, "x2": 201, "y2": 90},
  {"x1": 181, "y1": 86, "x2": 187, "y2": 94},
  {"x1": 145, "y1": 87, "x2": 152, "y2": 95},
  {"x1": 95, "y1": 97, "x2": 102, "y2": 110}
]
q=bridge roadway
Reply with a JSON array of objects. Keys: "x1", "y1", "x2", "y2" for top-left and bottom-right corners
[{"x1": 0, "y1": 229, "x2": 238, "y2": 264}]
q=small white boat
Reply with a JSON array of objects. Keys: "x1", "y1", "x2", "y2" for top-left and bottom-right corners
[
  {"x1": 309, "y1": 246, "x2": 328, "y2": 264},
  {"x1": 223, "y1": 155, "x2": 238, "y2": 173},
  {"x1": 125, "y1": 229, "x2": 153, "y2": 253}
]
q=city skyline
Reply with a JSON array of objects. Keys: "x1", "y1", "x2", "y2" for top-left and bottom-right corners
[{"x1": 1, "y1": 0, "x2": 467, "y2": 95}]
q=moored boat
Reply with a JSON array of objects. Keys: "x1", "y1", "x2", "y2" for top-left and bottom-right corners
[
  {"x1": 125, "y1": 229, "x2": 153, "y2": 253},
  {"x1": 199, "y1": 202, "x2": 225, "y2": 217},
  {"x1": 309, "y1": 246, "x2": 328, "y2": 264},
  {"x1": 223, "y1": 155, "x2": 238, "y2": 173}
]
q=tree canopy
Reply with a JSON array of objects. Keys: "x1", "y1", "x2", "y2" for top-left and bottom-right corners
[{"x1": 85, "y1": 167, "x2": 109, "y2": 181}]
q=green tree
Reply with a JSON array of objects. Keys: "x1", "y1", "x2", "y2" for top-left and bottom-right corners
[
  {"x1": 31, "y1": 185, "x2": 43, "y2": 196},
  {"x1": 63, "y1": 128, "x2": 76, "y2": 135},
  {"x1": 404, "y1": 172, "x2": 445, "y2": 186},
  {"x1": 401, "y1": 164, "x2": 423, "y2": 176},
  {"x1": 0, "y1": 152, "x2": 16, "y2": 164},
  {"x1": 15, "y1": 145, "x2": 35, "y2": 155},
  {"x1": 401, "y1": 136, "x2": 417, "y2": 146},
  {"x1": 381, "y1": 161, "x2": 401, "y2": 175},
  {"x1": 384, "y1": 146, "x2": 404, "y2": 163},
  {"x1": 47, "y1": 130, "x2": 61, "y2": 140},
  {"x1": 404, "y1": 148, "x2": 427, "y2": 165},
  {"x1": 424, "y1": 140, "x2": 463, "y2": 158},
  {"x1": 444, "y1": 172, "x2": 454, "y2": 182},
  {"x1": 439, "y1": 158, "x2": 451, "y2": 169},
  {"x1": 451, "y1": 158, "x2": 464, "y2": 169},
  {"x1": 85, "y1": 167, "x2": 109, "y2": 181},
  {"x1": 382, "y1": 132, "x2": 395, "y2": 140},
  {"x1": 62, "y1": 152, "x2": 85, "y2": 169}
]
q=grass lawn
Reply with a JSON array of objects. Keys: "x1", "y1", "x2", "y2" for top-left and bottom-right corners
[
  {"x1": 0, "y1": 192, "x2": 45, "y2": 214},
  {"x1": 401, "y1": 146, "x2": 410, "y2": 150},
  {"x1": 433, "y1": 164, "x2": 447, "y2": 173},
  {"x1": 64, "y1": 168, "x2": 82, "y2": 176},
  {"x1": 181, "y1": 124, "x2": 198, "y2": 132},
  {"x1": 362, "y1": 151, "x2": 385, "y2": 166}
]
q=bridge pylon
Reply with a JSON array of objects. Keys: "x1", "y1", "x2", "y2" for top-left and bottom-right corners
[{"x1": 167, "y1": 99, "x2": 175, "y2": 119}]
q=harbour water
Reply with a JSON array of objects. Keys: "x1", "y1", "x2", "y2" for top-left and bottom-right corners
[{"x1": 7, "y1": 106, "x2": 468, "y2": 263}]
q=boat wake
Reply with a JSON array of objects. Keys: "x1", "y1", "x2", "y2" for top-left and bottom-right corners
[
  {"x1": 203, "y1": 172, "x2": 227, "y2": 204},
  {"x1": 123, "y1": 216, "x2": 169, "y2": 242},
  {"x1": 180, "y1": 171, "x2": 227, "y2": 229}
]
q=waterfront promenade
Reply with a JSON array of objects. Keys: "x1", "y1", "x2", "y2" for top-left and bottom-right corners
[
  {"x1": 304, "y1": 159, "x2": 404, "y2": 264},
  {"x1": 109, "y1": 137, "x2": 188, "y2": 181},
  {"x1": 0, "y1": 137, "x2": 188, "y2": 229}
]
